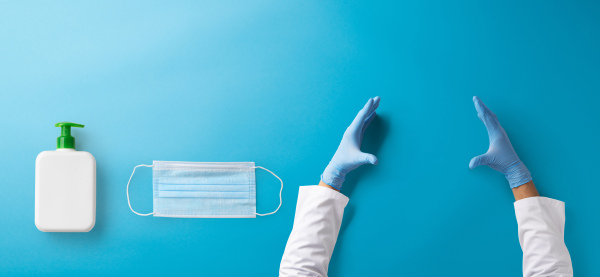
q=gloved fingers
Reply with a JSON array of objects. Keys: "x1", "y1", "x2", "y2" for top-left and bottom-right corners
[
  {"x1": 361, "y1": 111, "x2": 377, "y2": 135},
  {"x1": 473, "y1": 96, "x2": 500, "y2": 134},
  {"x1": 357, "y1": 152, "x2": 378, "y2": 165},
  {"x1": 365, "y1": 97, "x2": 380, "y2": 123},
  {"x1": 350, "y1": 98, "x2": 375, "y2": 130},
  {"x1": 473, "y1": 96, "x2": 492, "y2": 114},
  {"x1": 469, "y1": 153, "x2": 491, "y2": 169},
  {"x1": 358, "y1": 96, "x2": 380, "y2": 135},
  {"x1": 371, "y1": 96, "x2": 381, "y2": 113}
]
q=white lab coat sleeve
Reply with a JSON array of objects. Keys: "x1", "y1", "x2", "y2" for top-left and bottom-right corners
[
  {"x1": 279, "y1": 186, "x2": 349, "y2": 277},
  {"x1": 514, "y1": 196, "x2": 573, "y2": 277}
]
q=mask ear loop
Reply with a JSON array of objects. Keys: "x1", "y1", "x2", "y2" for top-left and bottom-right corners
[
  {"x1": 252, "y1": 166, "x2": 283, "y2": 216},
  {"x1": 127, "y1": 164, "x2": 155, "y2": 216}
]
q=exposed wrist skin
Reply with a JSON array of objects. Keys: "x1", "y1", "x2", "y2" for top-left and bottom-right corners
[
  {"x1": 512, "y1": 180, "x2": 539, "y2": 201},
  {"x1": 318, "y1": 180, "x2": 339, "y2": 192}
]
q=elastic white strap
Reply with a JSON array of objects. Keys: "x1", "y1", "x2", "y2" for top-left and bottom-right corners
[
  {"x1": 127, "y1": 164, "x2": 155, "y2": 216},
  {"x1": 253, "y1": 166, "x2": 283, "y2": 216}
]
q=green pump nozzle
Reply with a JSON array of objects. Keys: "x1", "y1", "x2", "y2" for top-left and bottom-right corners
[{"x1": 55, "y1": 122, "x2": 84, "y2": 149}]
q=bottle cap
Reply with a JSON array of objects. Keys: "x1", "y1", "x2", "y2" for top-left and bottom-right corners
[{"x1": 55, "y1": 122, "x2": 84, "y2": 149}]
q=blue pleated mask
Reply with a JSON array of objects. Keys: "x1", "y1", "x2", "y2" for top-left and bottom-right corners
[{"x1": 127, "y1": 161, "x2": 283, "y2": 218}]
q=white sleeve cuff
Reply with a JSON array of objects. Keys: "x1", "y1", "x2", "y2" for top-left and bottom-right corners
[
  {"x1": 299, "y1": 185, "x2": 350, "y2": 205},
  {"x1": 514, "y1": 196, "x2": 565, "y2": 210}
]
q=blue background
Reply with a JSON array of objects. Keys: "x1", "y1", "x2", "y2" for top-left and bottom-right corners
[{"x1": 0, "y1": 1, "x2": 598, "y2": 276}]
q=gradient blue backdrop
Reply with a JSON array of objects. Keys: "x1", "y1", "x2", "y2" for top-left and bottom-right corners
[{"x1": 0, "y1": 1, "x2": 598, "y2": 276}]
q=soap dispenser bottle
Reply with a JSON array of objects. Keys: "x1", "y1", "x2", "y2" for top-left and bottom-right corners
[{"x1": 35, "y1": 122, "x2": 96, "y2": 232}]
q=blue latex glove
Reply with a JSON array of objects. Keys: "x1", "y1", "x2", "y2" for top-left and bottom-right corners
[
  {"x1": 321, "y1": 97, "x2": 380, "y2": 190},
  {"x1": 469, "y1": 96, "x2": 532, "y2": 188}
]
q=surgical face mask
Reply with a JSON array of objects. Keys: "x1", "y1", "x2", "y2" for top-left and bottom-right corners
[{"x1": 126, "y1": 161, "x2": 283, "y2": 218}]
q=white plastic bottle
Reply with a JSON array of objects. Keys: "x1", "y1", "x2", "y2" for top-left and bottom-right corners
[{"x1": 35, "y1": 122, "x2": 96, "y2": 232}]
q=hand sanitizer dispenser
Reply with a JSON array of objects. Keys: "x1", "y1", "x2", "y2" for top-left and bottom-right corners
[{"x1": 35, "y1": 122, "x2": 96, "y2": 232}]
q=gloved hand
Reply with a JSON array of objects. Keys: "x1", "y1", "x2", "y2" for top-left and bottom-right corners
[
  {"x1": 321, "y1": 97, "x2": 380, "y2": 190},
  {"x1": 469, "y1": 96, "x2": 532, "y2": 188}
]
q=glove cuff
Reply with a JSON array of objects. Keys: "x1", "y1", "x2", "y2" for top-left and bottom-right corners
[
  {"x1": 505, "y1": 161, "x2": 532, "y2": 189},
  {"x1": 321, "y1": 164, "x2": 347, "y2": 190}
]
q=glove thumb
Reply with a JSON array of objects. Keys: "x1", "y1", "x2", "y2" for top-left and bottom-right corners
[
  {"x1": 358, "y1": 152, "x2": 378, "y2": 165},
  {"x1": 469, "y1": 154, "x2": 490, "y2": 169}
]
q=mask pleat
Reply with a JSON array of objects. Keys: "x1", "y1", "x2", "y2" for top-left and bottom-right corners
[{"x1": 152, "y1": 161, "x2": 256, "y2": 218}]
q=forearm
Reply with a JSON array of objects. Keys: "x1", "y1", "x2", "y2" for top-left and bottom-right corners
[
  {"x1": 279, "y1": 186, "x2": 349, "y2": 277},
  {"x1": 513, "y1": 177, "x2": 572, "y2": 276},
  {"x1": 515, "y1": 197, "x2": 572, "y2": 276},
  {"x1": 512, "y1": 181, "x2": 539, "y2": 201},
  {"x1": 281, "y1": 97, "x2": 379, "y2": 276}
]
